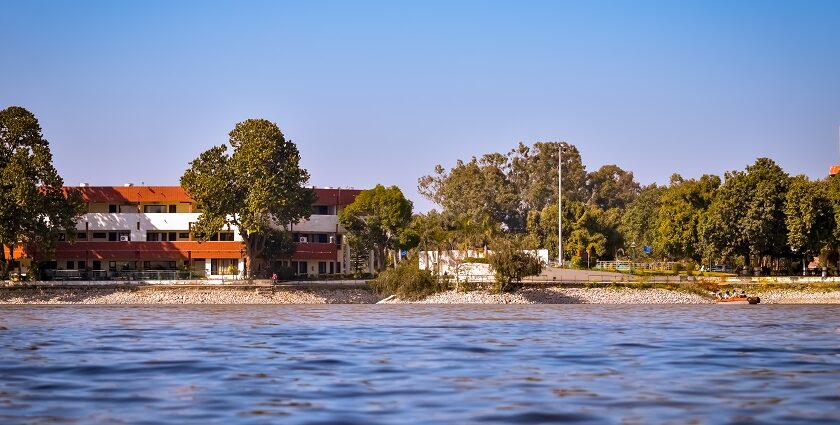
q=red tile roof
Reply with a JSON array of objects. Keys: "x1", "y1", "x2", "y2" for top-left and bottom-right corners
[
  {"x1": 68, "y1": 186, "x2": 193, "y2": 203},
  {"x1": 65, "y1": 186, "x2": 361, "y2": 205},
  {"x1": 830, "y1": 165, "x2": 840, "y2": 176}
]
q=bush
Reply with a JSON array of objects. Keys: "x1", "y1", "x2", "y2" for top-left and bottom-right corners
[
  {"x1": 371, "y1": 261, "x2": 448, "y2": 300},
  {"x1": 488, "y1": 244, "x2": 543, "y2": 293},
  {"x1": 463, "y1": 257, "x2": 489, "y2": 264},
  {"x1": 671, "y1": 262, "x2": 684, "y2": 274},
  {"x1": 571, "y1": 255, "x2": 585, "y2": 269}
]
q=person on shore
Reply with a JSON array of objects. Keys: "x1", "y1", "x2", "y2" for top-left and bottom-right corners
[{"x1": 272, "y1": 273, "x2": 278, "y2": 285}]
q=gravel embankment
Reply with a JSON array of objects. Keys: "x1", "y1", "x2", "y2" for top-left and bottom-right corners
[
  {"x1": 384, "y1": 287, "x2": 715, "y2": 304},
  {"x1": 0, "y1": 287, "x2": 379, "y2": 304},
  {"x1": 3, "y1": 286, "x2": 840, "y2": 304},
  {"x1": 750, "y1": 289, "x2": 840, "y2": 304}
]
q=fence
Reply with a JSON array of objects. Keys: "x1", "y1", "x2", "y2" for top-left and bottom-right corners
[{"x1": 441, "y1": 273, "x2": 713, "y2": 285}]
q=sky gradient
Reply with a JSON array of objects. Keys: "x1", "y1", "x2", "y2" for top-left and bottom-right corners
[{"x1": 2, "y1": 0, "x2": 839, "y2": 211}]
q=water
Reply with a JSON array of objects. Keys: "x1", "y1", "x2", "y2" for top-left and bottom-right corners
[{"x1": 1, "y1": 305, "x2": 839, "y2": 424}]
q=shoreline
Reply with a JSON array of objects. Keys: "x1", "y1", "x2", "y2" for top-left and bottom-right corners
[{"x1": 2, "y1": 285, "x2": 840, "y2": 305}]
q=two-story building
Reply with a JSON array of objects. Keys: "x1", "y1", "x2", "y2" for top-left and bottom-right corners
[{"x1": 7, "y1": 184, "x2": 364, "y2": 279}]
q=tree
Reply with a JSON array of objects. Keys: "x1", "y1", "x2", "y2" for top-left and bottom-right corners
[
  {"x1": 0, "y1": 106, "x2": 84, "y2": 278},
  {"x1": 786, "y1": 176, "x2": 835, "y2": 263},
  {"x1": 585, "y1": 164, "x2": 640, "y2": 210},
  {"x1": 620, "y1": 184, "x2": 665, "y2": 257},
  {"x1": 700, "y1": 158, "x2": 789, "y2": 271},
  {"x1": 180, "y1": 119, "x2": 314, "y2": 277},
  {"x1": 655, "y1": 174, "x2": 720, "y2": 261},
  {"x1": 339, "y1": 184, "x2": 413, "y2": 272},
  {"x1": 488, "y1": 239, "x2": 543, "y2": 293}
]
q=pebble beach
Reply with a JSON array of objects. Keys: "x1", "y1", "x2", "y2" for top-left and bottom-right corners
[{"x1": 2, "y1": 284, "x2": 840, "y2": 304}]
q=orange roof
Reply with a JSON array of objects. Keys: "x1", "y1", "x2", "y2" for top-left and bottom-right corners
[
  {"x1": 830, "y1": 165, "x2": 840, "y2": 176},
  {"x1": 67, "y1": 186, "x2": 193, "y2": 203}
]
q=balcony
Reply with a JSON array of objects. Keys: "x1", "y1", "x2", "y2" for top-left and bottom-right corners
[
  {"x1": 292, "y1": 242, "x2": 338, "y2": 260},
  {"x1": 55, "y1": 241, "x2": 243, "y2": 260},
  {"x1": 290, "y1": 215, "x2": 346, "y2": 233},
  {"x1": 77, "y1": 212, "x2": 204, "y2": 232}
]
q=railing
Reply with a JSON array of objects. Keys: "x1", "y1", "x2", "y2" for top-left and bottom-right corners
[
  {"x1": 436, "y1": 273, "x2": 713, "y2": 285},
  {"x1": 43, "y1": 269, "x2": 208, "y2": 281}
]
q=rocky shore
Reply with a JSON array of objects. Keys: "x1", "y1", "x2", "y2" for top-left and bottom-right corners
[
  {"x1": 1, "y1": 285, "x2": 839, "y2": 304},
  {"x1": 0, "y1": 286, "x2": 379, "y2": 305}
]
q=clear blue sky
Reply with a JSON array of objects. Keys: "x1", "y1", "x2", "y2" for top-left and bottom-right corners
[{"x1": 2, "y1": 1, "x2": 839, "y2": 211}]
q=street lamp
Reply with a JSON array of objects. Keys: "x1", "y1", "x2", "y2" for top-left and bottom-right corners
[{"x1": 558, "y1": 142, "x2": 569, "y2": 267}]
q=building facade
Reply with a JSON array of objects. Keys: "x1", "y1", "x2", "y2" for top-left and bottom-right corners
[{"x1": 7, "y1": 184, "x2": 364, "y2": 279}]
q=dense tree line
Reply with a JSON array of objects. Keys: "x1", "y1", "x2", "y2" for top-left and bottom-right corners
[{"x1": 415, "y1": 141, "x2": 840, "y2": 275}]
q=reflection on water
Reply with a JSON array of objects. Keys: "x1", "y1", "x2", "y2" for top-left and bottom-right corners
[{"x1": 1, "y1": 305, "x2": 839, "y2": 424}]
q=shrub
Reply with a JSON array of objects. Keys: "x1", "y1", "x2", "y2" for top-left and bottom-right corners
[
  {"x1": 671, "y1": 262, "x2": 684, "y2": 274},
  {"x1": 371, "y1": 261, "x2": 448, "y2": 300},
  {"x1": 488, "y1": 244, "x2": 543, "y2": 293},
  {"x1": 463, "y1": 257, "x2": 489, "y2": 264},
  {"x1": 571, "y1": 255, "x2": 585, "y2": 269}
]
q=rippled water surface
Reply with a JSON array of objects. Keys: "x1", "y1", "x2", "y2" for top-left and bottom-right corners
[{"x1": 1, "y1": 305, "x2": 840, "y2": 424}]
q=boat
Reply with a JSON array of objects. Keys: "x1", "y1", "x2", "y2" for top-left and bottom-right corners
[{"x1": 715, "y1": 296, "x2": 760, "y2": 304}]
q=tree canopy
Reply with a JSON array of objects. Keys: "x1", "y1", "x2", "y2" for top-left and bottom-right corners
[
  {"x1": 180, "y1": 118, "x2": 314, "y2": 277},
  {"x1": 0, "y1": 106, "x2": 84, "y2": 278},
  {"x1": 339, "y1": 184, "x2": 414, "y2": 272}
]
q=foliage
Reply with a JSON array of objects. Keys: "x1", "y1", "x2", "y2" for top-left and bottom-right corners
[
  {"x1": 0, "y1": 106, "x2": 85, "y2": 278},
  {"x1": 700, "y1": 158, "x2": 789, "y2": 267},
  {"x1": 655, "y1": 174, "x2": 720, "y2": 261},
  {"x1": 585, "y1": 164, "x2": 641, "y2": 210},
  {"x1": 180, "y1": 118, "x2": 314, "y2": 277},
  {"x1": 370, "y1": 257, "x2": 448, "y2": 300},
  {"x1": 488, "y1": 240, "x2": 543, "y2": 293},
  {"x1": 339, "y1": 184, "x2": 414, "y2": 272},
  {"x1": 785, "y1": 176, "x2": 835, "y2": 256},
  {"x1": 619, "y1": 184, "x2": 664, "y2": 255}
]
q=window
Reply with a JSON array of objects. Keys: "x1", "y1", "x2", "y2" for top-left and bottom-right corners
[
  {"x1": 78, "y1": 261, "x2": 86, "y2": 270},
  {"x1": 219, "y1": 232, "x2": 234, "y2": 241},
  {"x1": 92, "y1": 232, "x2": 107, "y2": 239},
  {"x1": 298, "y1": 261, "x2": 308, "y2": 274},
  {"x1": 169, "y1": 205, "x2": 176, "y2": 213},
  {"x1": 77, "y1": 232, "x2": 87, "y2": 240},
  {"x1": 109, "y1": 204, "x2": 117, "y2": 213},
  {"x1": 92, "y1": 261, "x2": 101, "y2": 270},
  {"x1": 168, "y1": 232, "x2": 176, "y2": 241},
  {"x1": 144, "y1": 205, "x2": 166, "y2": 213},
  {"x1": 66, "y1": 261, "x2": 74, "y2": 269},
  {"x1": 329, "y1": 262, "x2": 334, "y2": 274},
  {"x1": 179, "y1": 233, "x2": 190, "y2": 240},
  {"x1": 108, "y1": 232, "x2": 117, "y2": 241},
  {"x1": 312, "y1": 205, "x2": 329, "y2": 215},
  {"x1": 318, "y1": 234, "x2": 328, "y2": 243},
  {"x1": 318, "y1": 261, "x2": 327, "y2": 274},
  {"x1": 147, "y1": 232, "x2": 159, "y2": 241},
  {"x1": 109, "y1": 261, "x2": 117, "y2": 272},
  {"x1": 336, "y1": 235, "x2": 342, "y2": 246},
  {"x1": 119, "y1": 204, "x2": 139, "y2": 213}
]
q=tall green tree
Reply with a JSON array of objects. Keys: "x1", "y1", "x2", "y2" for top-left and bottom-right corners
[
  {"x1": 180, "y1": 119, "x2": 315, "y2": 277},
  {"x1": 0, "y1": 106, "x2": 84, "y2": 278},
  {"x1": 339, "y1": 184, "x2": 413, "y2": 272},
  {"x1": 655, "y1": 174, "x2": 720, "y2": 261},
  {"x1": 700, "y1": 158, "x2": 789, "y2": 269},
  {"x1": 585, "y1": 164, "x2": 640, "y2": 210},
  {"x1": 619, "y1": 184, "x2": 665, "y2": 255},
  {"x1": 786, "y1": 176, "x2": 835, "y2": 261}
]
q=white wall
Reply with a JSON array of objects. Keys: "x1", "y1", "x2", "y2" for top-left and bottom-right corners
[{"x1": 76, "y1": 213, "x2": 242, "y2": 241}]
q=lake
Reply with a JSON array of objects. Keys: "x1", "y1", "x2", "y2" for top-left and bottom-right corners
[{"x1": 1, "y1": 305, "x2": 839, "y2": 424}]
